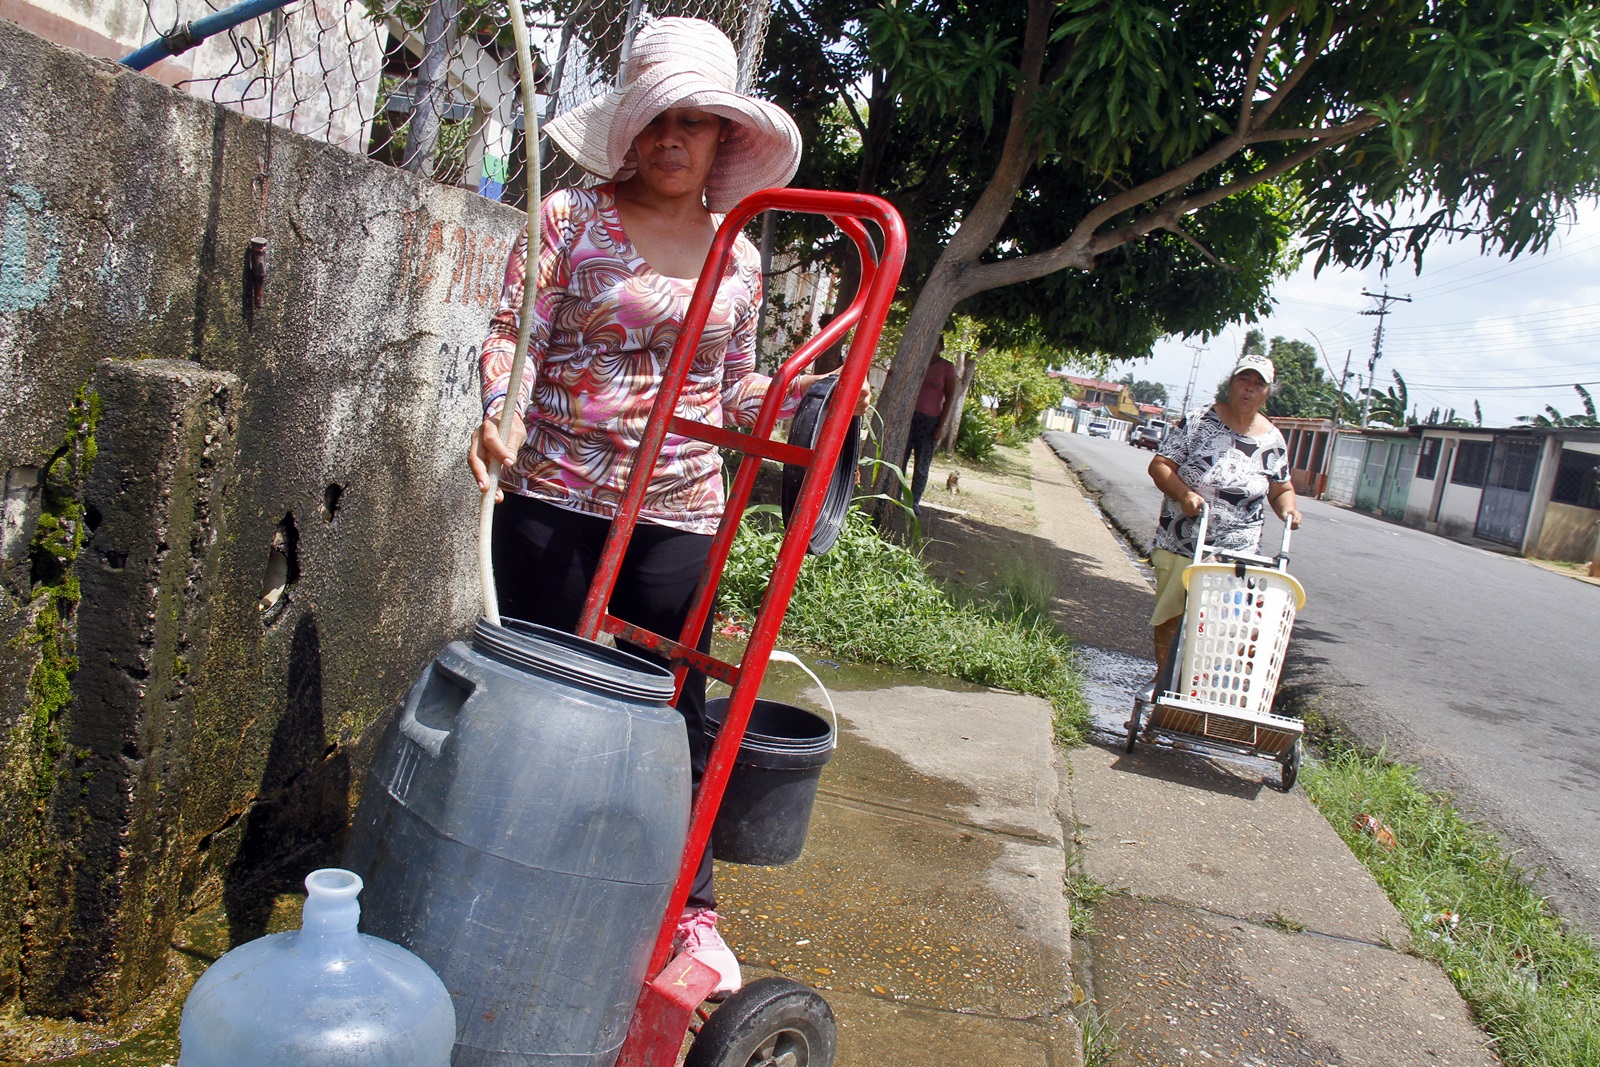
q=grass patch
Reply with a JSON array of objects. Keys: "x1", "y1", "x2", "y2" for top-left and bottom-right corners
[
  {"x1": 1303, "y1": 741, "x2": 1600, "y2": 1066},
  {"x1": 721, "y1": 508, "x2": 1089, "y2": 743},
  {"x1": 958, "y1": 442, "x2": 1035, "y2": 487},
  {"x1": 1265, "y1": 911, "x2": 1306, "y2": 934},
  {"x1": 1065, "y1": 871, "x2": 1112, "y2": 938}
]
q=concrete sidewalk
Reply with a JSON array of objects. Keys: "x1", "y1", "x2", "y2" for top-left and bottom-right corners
[
  {"x1": 711, "y1": 438, "x2": 1498, "y2": 1065},
  {"x1": 715, "y1": 665, "x2": 1084, "y2": 1065}
]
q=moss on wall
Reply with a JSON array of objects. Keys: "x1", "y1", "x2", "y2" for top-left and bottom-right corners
[
  {"x1": 24, "y1": 387, "x2": 101, "y2": 797},
  {"x1": 0, "y1": 387, "x2": 100, "y2": 1006}
]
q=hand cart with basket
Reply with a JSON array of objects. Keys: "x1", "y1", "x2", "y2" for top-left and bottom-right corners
[{"x1": 1125, "y1": 502, "x2": 1308, "y2": 791}]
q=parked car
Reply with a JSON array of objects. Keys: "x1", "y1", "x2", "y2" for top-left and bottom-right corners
[
  {"x1": 1087, "y1": 420, "x2": 1111, "y2": 438},
  {"x1": 1131, "y1": 421, "x2": 1167, "y2": 450}
]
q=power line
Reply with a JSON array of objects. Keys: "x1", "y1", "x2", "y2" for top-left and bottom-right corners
[
  {"x1": 1404, "y1": 234, "x2": 1600, "y2": 298},
  {"x1": 1395, "y1": 380, "x2": 1600, "y2": 393}
]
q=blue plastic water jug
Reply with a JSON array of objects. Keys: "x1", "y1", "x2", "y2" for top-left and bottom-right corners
[
  {"x1": 177, "y1": 867, "x2": 455, "y2": 1066},
  {"x1": 343, "y1": 618, "x2": 691, "y2": 1067}
]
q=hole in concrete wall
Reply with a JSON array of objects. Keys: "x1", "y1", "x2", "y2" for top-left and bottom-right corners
[
  {"x1": 104, "y1": 550, "x2": 127, "y2": 570},
  {"x1": 321, "y1": 483, "x2": 343, "y2": 522},
  {"x1": 2, "y1": 466, "x2": 41, "y2": 565},
  {"x1": 258, "y1": 512, "x2": 300, "y2": 624},
  {"x1": 84, "y1": 504, "x2": 102, "y2": 533}
]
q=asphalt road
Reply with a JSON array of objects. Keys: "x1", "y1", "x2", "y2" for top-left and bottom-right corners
[{"x1": 1044, "y1": 430, "x2": 1600, "y2": 928}]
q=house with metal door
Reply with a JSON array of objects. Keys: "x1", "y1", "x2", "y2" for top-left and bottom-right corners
[
  {"x1": 1322, "y1": 427, "x2": 1418, "y2": 522},
  {"x1": 1405, "y1": 426, "x2": 1600, "y2": 560}
]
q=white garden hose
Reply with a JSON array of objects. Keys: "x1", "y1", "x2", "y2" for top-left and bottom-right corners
[
  {"x1": 478, "y1": 0, "x2": 542, "y2": 625},
  {"x1": 768, "y1": 650, "x2": 839, "y2": 750}
]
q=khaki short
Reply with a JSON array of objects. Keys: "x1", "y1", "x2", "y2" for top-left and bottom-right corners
[{"x1": 1149, "y1": 547, "x2": 1191, "y2": 627}]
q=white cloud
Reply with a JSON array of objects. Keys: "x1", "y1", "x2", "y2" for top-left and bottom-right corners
[{"x1": 1134, "y1": 203, "x2": 1600, "y2": 427}]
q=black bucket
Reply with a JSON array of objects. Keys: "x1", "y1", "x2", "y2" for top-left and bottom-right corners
[{"x1": 705, "y1": 697, "x2": 836, "y2": 866}]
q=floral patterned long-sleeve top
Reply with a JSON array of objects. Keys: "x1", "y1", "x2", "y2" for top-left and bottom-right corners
[{"x1": 480, "y1": 183, "x2": 788, "y2": 534}]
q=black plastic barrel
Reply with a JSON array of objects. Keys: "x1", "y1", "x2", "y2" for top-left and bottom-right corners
[
  {"x1": 343, "y1": 619, "x2": 689, "y2": 1067},
  {"x1": 704, "y1": 697, "x2": 836, "y2": 866}
]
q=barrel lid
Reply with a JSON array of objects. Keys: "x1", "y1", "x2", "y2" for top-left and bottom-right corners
[{"x1": 473, "y1": 618, "x2": 676, "y2": 703}]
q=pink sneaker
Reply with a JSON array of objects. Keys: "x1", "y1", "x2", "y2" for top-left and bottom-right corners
[{"x1": 675, "y1": 907, "x2": 742, "y2": 997}]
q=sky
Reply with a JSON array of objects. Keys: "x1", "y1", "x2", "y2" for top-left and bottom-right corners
[{"x1": 1129, "y1": 203, "x2": 1600, "y2": 428}]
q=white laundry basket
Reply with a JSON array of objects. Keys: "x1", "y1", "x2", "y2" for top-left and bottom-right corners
[{"x1": 1169, "y1": 562, "x2": 1306, "y2": 719}]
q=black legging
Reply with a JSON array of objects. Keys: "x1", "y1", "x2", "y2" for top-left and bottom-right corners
[
  {"x1": 492, "y1": 492, "x2": 717, "y2": 909},
  {"x1": 902, "y1": 410, "x2": 940, "y2": 506}
]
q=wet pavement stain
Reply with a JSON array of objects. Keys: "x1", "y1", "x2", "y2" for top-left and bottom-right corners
[
  {"x1": 715, "y1": 720, "x2": 1065, "y2": 1019},
  {"x1": 710, "y1": 661, "x2": 1072, "y2": 1022},
  {"x1": 1074, "y1": 645, "x2": 1156, "y2": 739}
]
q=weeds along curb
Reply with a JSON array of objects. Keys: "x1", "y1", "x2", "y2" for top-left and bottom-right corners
[{"x1": 1298, "y1": 722, "x2": 1600, "y2": 1067}]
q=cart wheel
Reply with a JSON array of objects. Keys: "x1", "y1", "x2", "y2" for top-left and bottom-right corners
[
  {"x1": 684, "y1": 977, "x2": 836, "y2": 1067},
  {"x1": 1279, "y1": 739, "x2": 1303, "y2": 792},
  {"x1": 1124, "y1": 701, "x2": 1143, "y2": 753}
]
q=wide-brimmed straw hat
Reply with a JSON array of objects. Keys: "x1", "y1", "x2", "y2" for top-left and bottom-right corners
[{"x1": 544, "y1": 17, "x2": 801, "y2": 212}]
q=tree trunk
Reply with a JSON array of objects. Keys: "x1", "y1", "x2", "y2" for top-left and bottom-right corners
[
  {"x1": 872, "y1": 262, "x2": 966, "y2": 503},
  {"x1": 941, "y1": 350, "x2": 981, "y2": 454},
  {"x1": 403, "y1": 0, "x2": 461, "y2": 177},
  {"x1": 868, "y1": 0, "x2": 1054, "y2": 507}
]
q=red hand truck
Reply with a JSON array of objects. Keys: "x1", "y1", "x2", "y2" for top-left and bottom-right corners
[{"x1": 572, "y1": 188, "x2": 905, "y2": 1067}]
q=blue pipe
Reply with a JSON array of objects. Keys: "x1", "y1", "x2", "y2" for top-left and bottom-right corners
[{"x1": 121, "y1": 0, "x2": 297, "y2": 71}]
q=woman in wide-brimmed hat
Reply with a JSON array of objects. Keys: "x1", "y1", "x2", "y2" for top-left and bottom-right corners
[{"x1": 467, "y1": 16, "x2": 855, "y2": 998}]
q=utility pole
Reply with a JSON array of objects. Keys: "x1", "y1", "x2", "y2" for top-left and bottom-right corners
[
  {"x1": 1180, "y1": 340, "x2": 1205, "y2": 414},
  {"x1": 1336, "y1": 350, "x2": 1353, "y2": 424},
  {"x1": 1357, "y1": 288, "x2": 1411, "y2": 426}
]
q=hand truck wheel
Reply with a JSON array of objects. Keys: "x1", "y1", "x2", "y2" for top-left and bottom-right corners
[
  {"x1": 1124, "y1": 700, "x2": 1143, "y2": 753},
  {"x1": 1279, "y1": 738, "x2": 1303, "y2": 792},
  {"x1": 683, "y1": 976, "x2": 837, "y2": 1067}
]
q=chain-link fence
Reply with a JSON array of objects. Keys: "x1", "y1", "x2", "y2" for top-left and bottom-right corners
[{"x1": 135, "y1": 0, "x2": 772, "y2": 203}]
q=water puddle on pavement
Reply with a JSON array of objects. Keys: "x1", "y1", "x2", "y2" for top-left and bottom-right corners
[{"x1": 1074, "y1": 644, "x2": 1155, "y2": 740}]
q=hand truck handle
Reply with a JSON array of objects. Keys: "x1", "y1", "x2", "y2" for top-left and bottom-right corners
[{"x1": 1190, "y1": 500, "x2": 1210, "y2": 567}]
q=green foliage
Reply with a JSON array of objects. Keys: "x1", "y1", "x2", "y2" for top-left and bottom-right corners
[
  {"x1": 762, "y1": 2, "x2": 1302, "y2": 360},
  {"x1": 1117, "y1": 374, "x2": 1167, "y2": 407},
  {"x1": 955, "y1": 398, "x2": 999, "y2": 462},
  {"x1": 1517, "y1": 385, "x2": 1599, "y2": 428},
  {"x1": 971, "y1": 343, "x2": 1067, "y2": 446},
  {"x1": 1305, "y1": 745, "x2": 1600, "y2": 1067},
  {"x1": 1213, "y1": 335, "x2": 1335, "y2": 419},
  {"x1": 1264, "y1": 337, "x2": 1333, "y2": 419},
  {"x1": 370, "y1": 76, "x2": 477, "y2": 184},
  {"x1": 1363, "y1": 371, "x2": 1410, "y2": 428},
  {"x1": 719, "y1": 509, "x2": 1088, "y2": 741},
  {"x1": 766, "y1": 1, "x2": 1600, "y2": 367},
  {"x1": 24, "y1": 386, "x2": 101, "y2": 798}
]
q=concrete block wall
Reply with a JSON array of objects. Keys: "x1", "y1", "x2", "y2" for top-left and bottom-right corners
[{"x1": 0, "y1": 19, "x2": 520, "y2": 1020}]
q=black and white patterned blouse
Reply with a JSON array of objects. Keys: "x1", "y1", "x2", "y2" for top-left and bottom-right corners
[{"x1": 1152, "y1": 406, "x2": 1290, "y2": 558}]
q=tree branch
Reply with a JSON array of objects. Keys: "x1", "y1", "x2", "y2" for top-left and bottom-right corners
[
  {"x1": 1245, "y1": 118, "x2": 1380, "y2": 143},
  {"x1": 956, "y1": 112, "x2": 1382, "y2": 296},
  {"x1": 779, "y1": 0, "x2": 868, "y2": 138},
  {"x1": 839, "y1": 89, "x2": 867, "y2": 139},
  {"x1": 937, "y1": 0, "x2": 1055, "y2": 269},
  {"x1": 1251, "y1": 49, "x2": 1321, "y2": 130},
  {"x1": 1238, "y1": 10, "x2": 1289, "y2": 133},
  {"x1": 1166, "y1": 223, "x2": 1230, "y2": 270},
  {"x1": 1089, "y1": 118, "x2": 1381, "y2": 254}
]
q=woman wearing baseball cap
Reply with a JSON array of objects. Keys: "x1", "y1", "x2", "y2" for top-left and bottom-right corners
[{"x1": 1145, "y1": 352, "x2": 1304, "y2": 677}]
